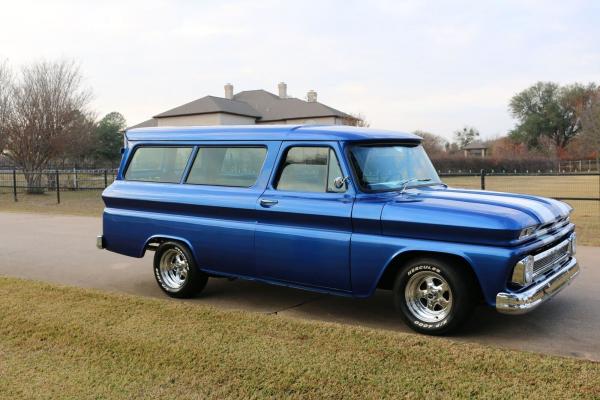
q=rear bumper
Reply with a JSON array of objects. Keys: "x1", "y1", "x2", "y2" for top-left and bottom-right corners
[
  {"x1": 496, "y1": 257, "x2": 579, "y2": 314},
  {"x1": 96, "y1": 235, "x2": 105, "y2": 250}
]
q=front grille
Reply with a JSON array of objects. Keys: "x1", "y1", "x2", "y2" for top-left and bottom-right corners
[{"x1": 533, "y1": 239, "x2": 570, "y2": 277}]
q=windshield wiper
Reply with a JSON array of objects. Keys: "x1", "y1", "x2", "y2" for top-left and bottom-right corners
[
  {"x1": 412, "y1": 181, "x2": 448, "y2": 189},
  {"x1": 400, "y1": 178, "x2": 431, "y2": 194}
]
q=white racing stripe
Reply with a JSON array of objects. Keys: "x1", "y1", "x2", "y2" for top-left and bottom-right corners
[
  {"x1": 429, "y1": 190, "x2": 558, "y2": 223},
  {"x1": 545, "y1": 197, "x2": 572, "y2": 215}
]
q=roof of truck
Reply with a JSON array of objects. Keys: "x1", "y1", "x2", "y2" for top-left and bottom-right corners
[{"x1": 125, "y1": 125, "x2": 421, "y2": 142}]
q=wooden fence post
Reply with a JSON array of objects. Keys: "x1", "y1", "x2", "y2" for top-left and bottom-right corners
[{"x1": 104, "y1": 169, "x2": 108, "y2": 188}]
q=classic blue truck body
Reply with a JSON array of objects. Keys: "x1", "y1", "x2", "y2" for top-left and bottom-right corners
[{"x1": 101, "y1": 125, "x2": 578, "y2": 312}]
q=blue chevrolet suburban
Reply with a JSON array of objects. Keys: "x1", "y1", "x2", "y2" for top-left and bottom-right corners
[{"x1": 98, "y1": 125, "x2": 579, "y2": 335}]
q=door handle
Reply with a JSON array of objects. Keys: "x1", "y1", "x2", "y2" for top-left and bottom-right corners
[{"x1": 260, "y1": 199, "x2": 278, "y2": 207}]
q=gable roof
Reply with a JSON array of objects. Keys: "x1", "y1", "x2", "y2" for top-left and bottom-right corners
[
  {"x1": 153, "y1": 95, "x2": 261, "y2": 119},
  {"x1": 127, "y1": 118, "x2": 158, "y2": 130},
  {"x1": 463, "y1": 141, "x2": 488, "y2": 150},
  {"x1": 233, "y1": 90, "x2": 353, "y2": 121},
  {"x1": 128, "y1": 88, "x2": 356, "y2": 130}
]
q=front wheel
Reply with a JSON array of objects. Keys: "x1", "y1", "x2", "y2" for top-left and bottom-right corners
[
  {"x1": 393, "y1": 258, "x2": 475, "y2": 335},
  {"x1": 153, "y1": 241, "x2": 208, "y2": 298}
]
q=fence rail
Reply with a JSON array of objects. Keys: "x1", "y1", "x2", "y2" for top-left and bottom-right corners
[
  {"x1": 1, "y1": 168, "x2": 600, "y2": 205},
  {"x1": 558, "y1": 159, "x2": 600, "y2": 173},
  {"x1": 0, "y1": 169, "x2": 118, "y2": 203}
]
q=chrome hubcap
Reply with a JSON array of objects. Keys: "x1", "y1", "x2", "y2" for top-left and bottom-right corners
[
  {"x1": 158, "y1": 248, "x2": 189, "y2": 291},
  {"x1": 405, "y1": 270, "x2": 453, "y2": 323}
]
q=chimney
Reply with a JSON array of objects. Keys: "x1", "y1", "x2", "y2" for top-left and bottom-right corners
[
  {"x1": 224, "y1": 83, "x2": 233, "y2": 99},
  {"x1": 278, "y1": 82, "x2": 287, "y2": 98},
  {"x1": 306, "y1": 90, "x2": 317, "y2": 102}
]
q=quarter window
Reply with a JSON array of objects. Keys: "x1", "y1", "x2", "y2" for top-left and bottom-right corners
[
  {"x1": 275, "y1": 146, "x2": 345, "y2": 193},
  {"x1": 186, "y1": 147, "x2": 267, "y2": 187},
  {"x1": 125, "y1": 147, "x2": 192, "y2": 183}
]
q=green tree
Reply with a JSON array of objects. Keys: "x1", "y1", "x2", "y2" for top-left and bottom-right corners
[
  {"x1": 95, "y1": 112, "x2": 126, "y2": 164},
  {"x1": 453, "y1": 126, "x2": 480, "y2": 148},
  {"x1": 509, "y1": 81, "x2": 597, "y2": 151}
]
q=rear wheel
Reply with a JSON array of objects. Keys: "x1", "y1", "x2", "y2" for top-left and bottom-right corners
[
  {"x1": 153, "y1": 241, "x2": 208, "y2": 298},
  {"x1": 393, "y1": 257, "x2": 475, "y2": 335}
]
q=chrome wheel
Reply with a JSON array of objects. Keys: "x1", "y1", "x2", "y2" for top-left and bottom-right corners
[
  {"x1": 405, "y1": 270, "x2": 453, "y2": 323},
  {"x1": 158, "y1": 247, "x2": 189, "y2": 291}
]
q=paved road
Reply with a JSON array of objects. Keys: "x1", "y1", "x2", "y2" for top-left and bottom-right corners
[{"x1": 1, "y1": 212, "x2": 598, "y2": 361}]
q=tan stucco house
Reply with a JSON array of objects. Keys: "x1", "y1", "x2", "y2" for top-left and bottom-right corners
[{"x1": 129, "y1": 82, "x2": 356, "y2": 129}]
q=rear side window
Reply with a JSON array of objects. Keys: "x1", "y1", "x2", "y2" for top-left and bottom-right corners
[
  {"x1": 125, "y1": 147, "x2": 192, "y2": 183},
  {"x1": 186, "y1": 147, "x2": 267, "y2": 187},
  {"x1": 275, "y1": 146, "x2": 345, "y2": 193}
]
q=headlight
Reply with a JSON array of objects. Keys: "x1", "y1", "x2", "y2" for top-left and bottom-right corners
[
  {"x1": 518, "y1": 226, "x2": 537, "y2": 240},
  {"x1": 568, "y1": 232, "x2": 577, "y2": 256},
  {"x1": 512, "y1": 255, "x2": 534, "y2": 286}
]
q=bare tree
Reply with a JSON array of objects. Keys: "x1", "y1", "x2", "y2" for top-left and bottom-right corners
[
  {"x1": 342, "y1": 112, "x2": 370, "y2": 127},
  {"x1": 0, "y1": 60, "x2": 12, "y2": 153},
  {"x1": 453, "y1": 126, "x2": 480, "y2": 148},
  {"x1": 59, "y1": 110, "x2": 97, "y2": 165},
  {"x1": 579, "y1": 89, "x2": 600, "y2": 152},
  {"x1": 5, "y1": 60, "x2": 92, "y2": 193},
  {"x1": 413, "y1": 130, "x2": 447, "y2": 156}
]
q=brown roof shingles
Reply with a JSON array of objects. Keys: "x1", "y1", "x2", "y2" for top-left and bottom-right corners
[{"x1": 128, "y1": 89, "x2": 354, "y2": 130}]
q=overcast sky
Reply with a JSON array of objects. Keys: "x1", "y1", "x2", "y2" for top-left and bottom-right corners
[{"x1": 1, "y1": 0, "x2": 598, "y2": 140}]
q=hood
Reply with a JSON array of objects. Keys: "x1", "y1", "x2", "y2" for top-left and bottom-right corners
[{"x1": 380, "y1": 187, "x2": 571, "y2": 246}]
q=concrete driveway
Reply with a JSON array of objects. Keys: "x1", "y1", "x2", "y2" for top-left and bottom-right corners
[{"x1": 0, "y1": 211, "x2": 598, "y2": 361}]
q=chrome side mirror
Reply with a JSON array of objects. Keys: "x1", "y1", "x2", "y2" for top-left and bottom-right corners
[{"x1": 333, "y1": 176, "x2": 348, "y2": 189}]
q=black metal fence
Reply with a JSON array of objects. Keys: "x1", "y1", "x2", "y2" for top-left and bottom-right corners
[
  {"x1": 1, "y1": 168, "x2": 599, "y2": 208},
  {"x1": 0, "y1": 169, "x2": 118, "y2": 203},
  {"x1": 439, "y1": 170, "x2": 600, "y2": 201}
]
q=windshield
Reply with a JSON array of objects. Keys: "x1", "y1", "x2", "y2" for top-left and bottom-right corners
[{"x1": 349, "y1": 144, "x2": 441, "y2": 192}]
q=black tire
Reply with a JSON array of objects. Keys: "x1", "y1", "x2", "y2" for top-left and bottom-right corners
[
  {"x1": 153, "y1": 241, "x2": 208, "y2": 298},
  {"x1": 393, "y1": 257, "x2": 475, "y2": 335}
]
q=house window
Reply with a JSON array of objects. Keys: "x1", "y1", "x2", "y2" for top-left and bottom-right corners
[
  {"x1": 275, "y1": 146, "x2": 345, "y2": 193},
  {"x1": 125, "y1": 147, "x2": 193, "y2": 183},
  {"x1": 186, "y1": 147, "x2": 267, "y2": 187}
]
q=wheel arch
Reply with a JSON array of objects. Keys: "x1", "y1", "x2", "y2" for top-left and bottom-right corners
[
  {"x1": 142, "y1": 235, "x2": 197, "y2": 260},
  {"x1": 376, "y1": 250, "x2": 483, "y2": 300}
]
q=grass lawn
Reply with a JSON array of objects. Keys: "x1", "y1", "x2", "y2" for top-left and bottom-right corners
[
  {"x1": 0, "y1": 276, "x2": 598, "y2": 399},
  {"x1": 0, "y1": 189, "x2": 105, "y2": 217},
  {"x1": 1, "y1": 175, "x2": 599, "y2": 245}
]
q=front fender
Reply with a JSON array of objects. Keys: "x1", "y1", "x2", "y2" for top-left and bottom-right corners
[{"x1": 350, "y1": 233, "x2": 514, "y2": 306}]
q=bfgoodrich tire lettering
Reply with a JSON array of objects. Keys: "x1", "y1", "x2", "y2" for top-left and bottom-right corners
[
  {"x1": 393, "y1": 257, "x2": 475, "y2": 335},
  {"x1": 153, "y1": 241, "x2": 208, "y2": 299}
]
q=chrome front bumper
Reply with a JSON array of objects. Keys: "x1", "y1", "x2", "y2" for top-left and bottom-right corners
[{"x1": 496, "y1": 257, "x2": 579, "y2": 314}]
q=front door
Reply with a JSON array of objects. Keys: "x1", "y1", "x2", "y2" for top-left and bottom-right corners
[{"x1": 254, "y1": 142, "x2": 355, "y2": 291}]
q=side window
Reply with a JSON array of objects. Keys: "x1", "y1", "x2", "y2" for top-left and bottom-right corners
[
  {"x1": 125, "y1": 147, "x2": 192, "y2": 183},
  {"x1": 186, "y1": 147, "x2": 267, "y2": 187},
  {"x1": 275, "y1": 146, "x2": 346, "y2": 193}
]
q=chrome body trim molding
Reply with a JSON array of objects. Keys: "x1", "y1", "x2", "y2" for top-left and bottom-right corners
[{"x1": 496, "y1": 257, "x2": 579, "y2": 314}]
